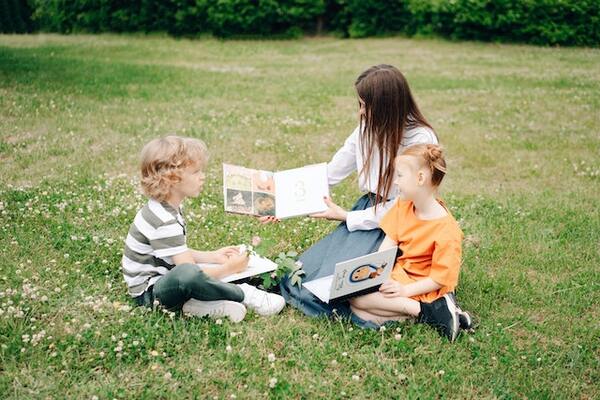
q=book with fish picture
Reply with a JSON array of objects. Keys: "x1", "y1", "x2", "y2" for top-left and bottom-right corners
[
  {"x1": 302, "y1": 247, "x2": 399, "y2": 303},
  {"x1": 223, "y1": 163, "x2": 329, "y2": 219}
]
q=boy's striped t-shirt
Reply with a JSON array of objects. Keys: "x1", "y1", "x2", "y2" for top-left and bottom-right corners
[{"x1": 122, "y1": 199, "x2": 187, "y2": 297}]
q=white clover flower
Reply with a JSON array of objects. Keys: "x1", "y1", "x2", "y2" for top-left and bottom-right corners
[
  {"x1": 215, "y1": 319, "x2": 223, "y2": 325},
  {"x1": 269, "y1": 377, "x2": 278, "y2": 388},
  {"x1": 352, "y1": 374, "x2": 360, "y2": 381},
  {"x1": 226, "y1": 345, "x2": 232, "y2": 352},
  {"x1": 267, "y1": 353, "x2": 276, "y2": 362},
  {"x1": 394, "y1": 334, "x2": 402, "y2": 340}
]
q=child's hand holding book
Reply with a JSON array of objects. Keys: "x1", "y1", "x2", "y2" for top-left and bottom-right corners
[
  {"x1": 212, "y1": 246, "x2": 244, "y2": 263},
  {"x1": 224, "y1": 251, "x2": 250, "y2": 274}
]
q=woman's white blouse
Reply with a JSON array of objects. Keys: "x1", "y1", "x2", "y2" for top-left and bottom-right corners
[{"x1": 327, "y1": 125, "x2": 438, "y2": 231}]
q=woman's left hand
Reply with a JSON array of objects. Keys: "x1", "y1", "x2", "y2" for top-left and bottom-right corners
[
  {"x1": 379, "y1": 280, "x2": 409, "y2": 298},
  {"x1": 212, "y1": 246, "x2": 242, "y2": 264},
  {"x1": 309, "y1": 196, "x2": 348, "y2": 221}
]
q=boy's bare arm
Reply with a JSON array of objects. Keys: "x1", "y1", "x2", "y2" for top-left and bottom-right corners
[
  {"x1": 171, "y1": 251, "x2": 196, "y2": 265},
  {"x1": 190, "y1": 247, "x2": 240, "y2": 264},
  {"x1": 171, "y1": 251, "x2": 249, "y2": 279}
]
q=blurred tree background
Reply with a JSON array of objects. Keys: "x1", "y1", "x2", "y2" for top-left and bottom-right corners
[{"x1": 1, "y1": 0, "x2": 599, "y2": 46}]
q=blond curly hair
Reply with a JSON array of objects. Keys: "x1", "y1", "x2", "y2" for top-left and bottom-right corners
[{"x1": 139, "y1": 136, "x2": 208, "y2": 202}]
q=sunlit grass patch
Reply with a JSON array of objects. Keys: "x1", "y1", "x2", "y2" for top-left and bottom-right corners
[{"x1": 1, "y1": 34, "x2": 599, "y2": 398}]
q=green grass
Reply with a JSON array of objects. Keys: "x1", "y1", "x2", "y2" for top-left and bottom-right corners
[{"x1": 1, "y1": 33, "x2": 599, "y2": 399}]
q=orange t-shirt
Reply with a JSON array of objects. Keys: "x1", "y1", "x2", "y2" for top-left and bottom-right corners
[{"x1": 379, "y1": 199, "x2": 463, "y2": 303}]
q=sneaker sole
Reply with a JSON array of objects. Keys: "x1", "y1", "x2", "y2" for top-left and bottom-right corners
[
  {"x1": 253, "y1": 296, "x2": 286, "y2": 316},
  {"x1": 459, "y1": 311, "x2": 473, "y2": 330},
  {"x1": 182, "y1": 300, "x2": 246, "y2": 323},
  {"x1": 443, "y1": 294, "x2": 460, "y2": 342}
]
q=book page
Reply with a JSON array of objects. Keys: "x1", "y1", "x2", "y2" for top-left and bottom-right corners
[
  {"x1": 302, "y1": 275, "x2": 334, "y2": 304},
  {"x1": 273, "y1": 163, "x2": 329, "y2": 219},
  {"x1": 223, "y1": 164, "x2": 276, "y2": 217},
  {"x1": 197, "y1": 253, "x2": 278, "y2": 283}
]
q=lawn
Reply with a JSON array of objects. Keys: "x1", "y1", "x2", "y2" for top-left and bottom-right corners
[{"x1": 0, "y1": 33, "x2": 599, "y2": 399}]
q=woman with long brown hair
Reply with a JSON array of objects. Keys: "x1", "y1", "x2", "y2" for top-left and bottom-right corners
[{"x1": 278, "y1": 65, "x2": 439, "y2": 327}]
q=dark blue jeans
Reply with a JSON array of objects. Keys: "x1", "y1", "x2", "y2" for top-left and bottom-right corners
[{"x1": 134, "y1": 263, "x2": 244, "y2": 311}]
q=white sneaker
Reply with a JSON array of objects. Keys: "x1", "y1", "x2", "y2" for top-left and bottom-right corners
[
  {"x1": 238, "y1": 283, "x2": 286, "y2": 316},
  {"x1": 182, "y1": 299, "x2": 246, "y2": 323}
]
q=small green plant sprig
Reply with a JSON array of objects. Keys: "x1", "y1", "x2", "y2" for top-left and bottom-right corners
[{"x1": 246, "y1": 236, "x2": 305, "y2": 290}]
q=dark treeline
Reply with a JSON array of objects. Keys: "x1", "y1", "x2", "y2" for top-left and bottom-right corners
[{"x1": 1, "y1": 0, "x2": 598, "y2": 47}]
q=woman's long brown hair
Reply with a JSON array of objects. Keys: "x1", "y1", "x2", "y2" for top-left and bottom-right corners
[{"x1": 355, "y1": 64, "x2": 436, "y2": 209}]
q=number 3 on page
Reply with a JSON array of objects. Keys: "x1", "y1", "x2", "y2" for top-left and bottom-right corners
[{"x1": 294, "y1": 180, "x2": 307, "y2": 202}]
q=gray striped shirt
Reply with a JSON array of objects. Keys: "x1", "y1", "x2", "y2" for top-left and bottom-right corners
[{"x1": 122, "y1": 199, "x2": 188, "y2": 297}]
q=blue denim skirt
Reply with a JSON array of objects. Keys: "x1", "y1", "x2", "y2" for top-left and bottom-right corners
[{"x1": 279, "y1": 193, "x2": 386, "y2": 328}]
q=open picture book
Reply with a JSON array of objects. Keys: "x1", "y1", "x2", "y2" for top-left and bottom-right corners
[
  {"x1": 197, "y1": 246, "x2": 278, "y2": 283},
  {"x1": 223, "y1": 163, "x2": 329, "y2": 219},
  {"x1": 302, "y1": 246, "x2": 399, "y2": 303}
]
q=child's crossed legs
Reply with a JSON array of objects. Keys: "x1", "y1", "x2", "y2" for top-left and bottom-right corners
[{"x1": 349, "y1": 291, "x2": 420, "y2": 326}]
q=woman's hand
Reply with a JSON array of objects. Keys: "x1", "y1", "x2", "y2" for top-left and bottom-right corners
[
  {"x1": 309, "y1": 196, "x2": 348, "y2": 221},
  {"x1": 379, "y1": 280, "x2": 409, "y2": 298},
  {"x1": 258, "y1": 215, "x2": 280, "y2": 224},
  {"x1": 211, "y1": 246, "x2": 241, "y2": 264}
]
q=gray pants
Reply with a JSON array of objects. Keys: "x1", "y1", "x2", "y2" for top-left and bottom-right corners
[{"x1": 134, "y1": 263, "x2": 244, "y2": 311}]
